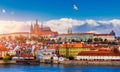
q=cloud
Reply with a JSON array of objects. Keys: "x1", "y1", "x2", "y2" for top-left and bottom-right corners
[
  {"x1": 86, "y1": 19, "x2": 99, "y2": 26},
  {"x1": 87, "y1": 31, "x2": 98, "y2": 34},
  {"x1": 44, "y1": 18, "x2": 84, "y2": 33},
  {"x1": 0, "y1": 18, "x2": 120, "y2": 36},
  {"x1": 44, "y1": 18, "x2": 120, "y2": 36},
  {"x1": 109, "y1": 19, "x2": 120, "y2": 27},
  {"x1": 0, "y1": 20, "x2": 31, "y2": 34},
  {"x1": 2, "y1": 9, "x2": 6, "y2": 13},
  {"x1": 73, "y1": 4, "x2": 78, "y2": 11}
]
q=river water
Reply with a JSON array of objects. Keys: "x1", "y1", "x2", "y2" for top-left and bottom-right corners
[{"x1": 0, "y1": 64, "x2": 120, "y2": 72}]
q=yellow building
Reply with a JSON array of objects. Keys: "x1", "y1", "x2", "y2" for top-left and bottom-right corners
[{"x1": 59, "y1": 43, "x2": 91, "y2": 58}]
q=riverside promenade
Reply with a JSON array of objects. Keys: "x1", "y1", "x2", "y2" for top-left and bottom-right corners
[
  {"x1": 62, "y1": 60, "x2": 120, "y2": 66},
  {"x1": 0, "y1": 60, "x2": 120, "y2": 66},
  {"x1": 0, "y1": 60, "x2": 16, "y2": 64}
]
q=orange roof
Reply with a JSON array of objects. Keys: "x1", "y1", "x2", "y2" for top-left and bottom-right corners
[
  {"x1": 99, "y1": 48, "x2": 111, "y2": 51},
  {"x1": 21, "y1": 54, "x2": 34, "y2": 57},
  {"x1": 94, "y1": 34, "x2": 113, "y2": 36},
  {"x1": 78, "y1": 51, "x2": 120, "y2": 56},
  {"x1": 61, "y1": 43, "x2": 87, "y2": 48},
  {"x1": 0, "y1": 43, "x2": 9, "y2": 51},
  {"x1": 35, "y1": 31, "x2": 54, "y2": 35}
]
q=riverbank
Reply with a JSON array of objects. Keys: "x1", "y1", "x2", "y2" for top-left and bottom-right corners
[
  {"x1": 0, "y1": 60, "x2": 120, "y2": 66},
  {"x1": 62, "y1": 60, "x2": 120, "y2": 66},
  {"x1": 0, "y1": 60, "x2": 16, "y2": 64}
]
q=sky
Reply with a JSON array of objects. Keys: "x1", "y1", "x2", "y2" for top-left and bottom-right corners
[{"x1": 0, "y1": 0, "x2": 120, "y2": 36}]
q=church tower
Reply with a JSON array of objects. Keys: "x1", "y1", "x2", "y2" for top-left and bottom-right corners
[
  {"x1": 68, "y1": 27, "x2": 72, "y2": 34},
  {"x1": 34, "y1": 19, "x2": 40, "y2": 33},
  {"x1": 30, "y1": 23, "x2": 34, "y2": 33},
  {"x1": 110, "y1": 30, "x2": 116, "y2": 38}
]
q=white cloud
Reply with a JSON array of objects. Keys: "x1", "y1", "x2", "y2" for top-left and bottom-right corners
[
  {"x1": 109, "y1": 19, "x2": 120, "y2": 27},
  {"x1": 98, "y1": 21, "x2": 111, "y2": 25},
  {"x1": 0, "y1": 18, "x2": 120, "y2": 36},
  {"x1": 73, "y1": 4, "x2": 78, "y2": 11},
  {"x1": 43, "y1": 18, "x2": 120, "y2": 36},
  {"x1": 0, "y1": 20, "x2": 31, "y2": 34},
  {"x1": 44, "y1": 18, "x2": 84, "y2": 33},
  {"x1": 86, "y1": 19, "x2": 99, "y2": 26},
  {"x1": 98, "y1": 19, "x2": 120, "y2": 27},
  {"x1": 2, "y1": 9, "x2": 6, "y2": 13},
  {"x1": 87, "y1": 31, "x2": 98, "y2": 34}
]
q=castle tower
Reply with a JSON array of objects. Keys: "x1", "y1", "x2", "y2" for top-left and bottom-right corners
[
  {"x1": 34, "y1": 19, "x2": 40, "y2": 33},
  {"x1": 110, "y1": 30, "x2": 115, "y2": 36},
  {"x1": 30, "y1": 23, "x2": 34, "y2": 33},
  {"x1": 67, "y1": 27, "x2": 72, "y2": 34},
  {"x1": 67, "y1": 28, "x2": 70, "y2": 34},
  {"x1": 110, "y1": 30, "x2": 116, "y2": 38},
  {"x1": 70, "y1": 28, "x2": 72, "y2": 34}
]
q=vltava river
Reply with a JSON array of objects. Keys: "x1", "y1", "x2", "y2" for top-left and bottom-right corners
[{"x1": 0, "y1": 64, "x2": 120, "y2": 72}]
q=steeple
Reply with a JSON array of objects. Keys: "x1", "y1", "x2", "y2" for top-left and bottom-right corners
[
  {"x1": 34, "y1": 19, "x2": 39, "y2": 33},
  {"x1": 70, "y1": 27, "x2": 72, "y2": 34},
  {"x1": 67, "y1": 28, "x2": 70, "y2": 34},
  {"x1": 30, "y1": 23, "x2": 34, "y2": 33},
  {"x1": 67, "y1": 27, "x2": 72, "y2": 34},
  {"x1": 36, "y1": 19, "x2": 38, "y2": 25},
  {"x1": 110, "y1": 30, "x2": 116, "y2": 39},
  {"x1": 41, "y1": 22, "x2": 43, "y2": 29}
]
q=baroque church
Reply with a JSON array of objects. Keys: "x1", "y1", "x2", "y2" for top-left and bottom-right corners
[{"x1": 30, "y1": 20, "x2": 58, "y2": 38}]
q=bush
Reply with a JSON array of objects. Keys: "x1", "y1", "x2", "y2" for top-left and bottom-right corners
[{"x1": 3, "y1": 54, "x2": 12, "y2": 62}]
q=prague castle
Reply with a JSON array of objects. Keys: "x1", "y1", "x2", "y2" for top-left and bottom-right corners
[
  {"x1": 0, "y1": 20, "x2": 58, "y2": 40},
  {"x1": 30, "y1": 20, "x2": 58, "y2": 38}
]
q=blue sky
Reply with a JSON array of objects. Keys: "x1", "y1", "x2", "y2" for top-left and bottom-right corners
[
  {"x1": 0, "y1": 0, "x2": 120, "y2": 36},
  {"x1": 0, "y1": 0, "x2": 120, "y2": 20}
]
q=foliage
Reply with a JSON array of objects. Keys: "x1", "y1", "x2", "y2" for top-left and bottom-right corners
[
  {"x1": 3, "y1": 54, "x2": 12, "y2": 62},
  {"x1": 87, "y1": 38, "x2": 93, "y2": 43}
]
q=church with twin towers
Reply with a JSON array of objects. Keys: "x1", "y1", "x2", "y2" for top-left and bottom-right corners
[{"x1": 30, "y1": 20, "x2": 58, "y2": 38}]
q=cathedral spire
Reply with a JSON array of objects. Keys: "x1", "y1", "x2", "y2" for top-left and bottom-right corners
[
  {"x1": 68, "y1": 27, "x2": 72, "y2": 34},
  {"x1": 36, "y1": 19, "x2": 38, "y2": 24},
  {"x1": 30, "y1": 22, "x2": 34, "y2": 33}
]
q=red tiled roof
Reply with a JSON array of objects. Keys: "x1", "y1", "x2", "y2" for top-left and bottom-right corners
[
  {"x1": 94, "y1": 34, "x2": 113, "y2": 36},
  {"x1": 10, "y1": 32, "x2": 29, "y2": 34},
  {"x1": 21, "y1": 54, "x2": 34, "y2": 57},
  {"x1": 35, "y1": 31, "x2": 57, "y2": 35},
  {"x1": 78, "y1": 51, "x2": 120, "y2": 56},
  {"x1": 0, "y1": 43, "x2": 9, "y2": 51}
]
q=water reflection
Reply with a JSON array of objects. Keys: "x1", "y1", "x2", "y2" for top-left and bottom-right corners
[{"x1": 0, "y1": 64, "x2": 119, "y2": 72}]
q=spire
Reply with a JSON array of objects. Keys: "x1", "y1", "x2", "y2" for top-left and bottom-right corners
[
  {"x1": 110, "y1": 30, "x2": 115, "y2": 36},
  {"x1": 67, "y1": 27, "x2": 72, "y2": 34},
  {"x1": 34, "y1": 19, "x2": 39, "y2": 33},
  {"x1": 30, "y1": 22, "x2": 34, "y2": 33},
  {"x1": 70, "y1": 27, "x2": 72, "y2": 34},
  {"x1": 67, "y1": 28, "x2": 70, "y2": 34},
  {"x1": 41, "y1": 22, "x2": 43, "y2": 29},
  {"x1": 36, "y1": 19, "x2": 38, "y2": 25}
]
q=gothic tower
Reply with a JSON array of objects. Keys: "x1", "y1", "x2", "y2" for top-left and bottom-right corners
[
  {"x1": 68, "y1": 27, "x2": 72, "y2": 34},
  {"x1": 34, "y1": 19, "x2": 40, "y2": 33},
  {"x1": 30, "y1": 23, "x2": 34, "y2": 33}
]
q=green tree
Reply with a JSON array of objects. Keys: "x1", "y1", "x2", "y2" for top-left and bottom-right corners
[
  {"x1": 87, "y1": 38, "x2": 93, "y2": 43},
  {"x1": 3, "y1": 54, "x2": 12, "y2": 62},
  {"x1": 104, "y1": 39, "x2": 108, "y2": 44}
]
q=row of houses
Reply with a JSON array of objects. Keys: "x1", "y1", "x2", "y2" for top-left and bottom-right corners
[{"x1": 0, "y1": 39, "x2": 120, "y2": 62}]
